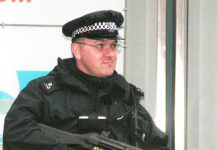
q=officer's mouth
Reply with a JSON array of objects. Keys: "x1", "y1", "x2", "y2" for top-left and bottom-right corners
[{"x1": 102, "y1": 61, "x2": 114, "y2": 66}]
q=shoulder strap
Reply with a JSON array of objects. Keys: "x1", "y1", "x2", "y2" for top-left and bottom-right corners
[{"x1": 130, "y1": 84, "x2": 144, "y2": 101}]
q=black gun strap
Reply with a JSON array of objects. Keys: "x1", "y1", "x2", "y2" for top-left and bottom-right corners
[{"x1": 127, "y1": 85, "x2": 154, "y2": 149}]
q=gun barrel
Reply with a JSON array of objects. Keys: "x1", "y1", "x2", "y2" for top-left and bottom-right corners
[{"x1": 98, "y1": 135, "x2": 143, "y2": 150}]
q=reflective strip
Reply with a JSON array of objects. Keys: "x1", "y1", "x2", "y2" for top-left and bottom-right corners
[
  {"x1": 78, "y1": 116, "x2": 106, "y2": 119},
  {"x1": 98, "y1": 116, "x2": 106, "y2": 119},
  {"x1": 79, "y1": 116, "x2": 89, "y2": 119}
]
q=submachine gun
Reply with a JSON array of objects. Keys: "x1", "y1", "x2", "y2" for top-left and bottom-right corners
[{"x1": 38, "y1": 123, "x2": 143, "y2": 150}]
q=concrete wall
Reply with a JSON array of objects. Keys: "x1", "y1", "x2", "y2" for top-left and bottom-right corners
[
  {"x1": 125, "y1": 0, "x2": 158, "y2": 118},
  {"x1": 187, "y1": 0, "x2": 218, "y2": 149},
  {"x1": 126, "y1": 0, "x2": 218, "y2": 149}
]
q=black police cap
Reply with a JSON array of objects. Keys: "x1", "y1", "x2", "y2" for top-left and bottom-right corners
[{"x1": 62, "y1": 10, "x2": 124, "y2": 41}]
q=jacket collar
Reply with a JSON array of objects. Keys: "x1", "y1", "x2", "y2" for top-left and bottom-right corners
[{"x1": 51, "y1": 58, "x2": 130, "y2": 100}]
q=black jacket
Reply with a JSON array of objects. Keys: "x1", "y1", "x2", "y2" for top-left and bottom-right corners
[{"x1": 3, "y1": 58, "x2": 168, "y2": 150}]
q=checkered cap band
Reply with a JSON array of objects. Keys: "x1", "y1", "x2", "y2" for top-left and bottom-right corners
[{"x1": 72, "y1": 22, "x2": 117, "y2": 38}]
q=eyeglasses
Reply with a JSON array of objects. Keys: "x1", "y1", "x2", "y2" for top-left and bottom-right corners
[{"x1": 74, "y1": 42, "x2": 124, "y2": 53}]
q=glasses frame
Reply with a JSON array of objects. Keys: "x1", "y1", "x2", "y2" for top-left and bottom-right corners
[{"x1": 74, "y1": 41, "x2": 124, "y2": 53}]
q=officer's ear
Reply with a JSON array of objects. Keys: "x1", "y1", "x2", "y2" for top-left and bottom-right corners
[{"x1": 71, "y1": 43, "x2": 81, "y2": 59}]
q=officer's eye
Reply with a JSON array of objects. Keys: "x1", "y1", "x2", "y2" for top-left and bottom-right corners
[
  {"x1": 110, "y1": 44, "x2": 117, "y2": 49},
  {"x1": 96, "y1": 44, "x2": 104, "y2": 51}
]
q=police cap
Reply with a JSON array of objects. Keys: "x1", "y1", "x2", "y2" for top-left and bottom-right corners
[{"x1": 62, "y1": 10, "x2": 124, "y2": 41}]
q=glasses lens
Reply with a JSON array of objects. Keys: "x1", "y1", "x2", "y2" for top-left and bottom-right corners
[{"x1": 116, "y1": 42, "x2": 125, "y2": 53}]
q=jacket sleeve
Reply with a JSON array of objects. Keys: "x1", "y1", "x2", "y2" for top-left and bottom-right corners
[
  {"x1": 130, "y1": 84, "x2": 168, "y2": 149},
  {"x1": 3, "y1": 80, "x2": 75, "y2": 150},
  {"x1": 137, "y1": 104, "x2": 169, "y2": 150}
]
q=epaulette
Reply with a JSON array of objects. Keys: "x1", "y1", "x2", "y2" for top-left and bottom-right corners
[
  {"x1": 130, "y1": 84, "x2": 144, "y2": 97},
  {"x1": 40, "y1": 78, "x2": 61, "y2": 93},
  {"x1": 135, "y1": 87, "x2": 144, "y2": 97}
]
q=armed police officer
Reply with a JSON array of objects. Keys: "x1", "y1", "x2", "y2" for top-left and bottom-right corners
[{"x1": 3, "y1": 10, "x2": 168, "y2": 150}]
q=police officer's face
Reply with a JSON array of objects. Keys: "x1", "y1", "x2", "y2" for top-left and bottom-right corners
[{"x1": 72, "y1": 38, "x2": 117, "y2": 78}]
